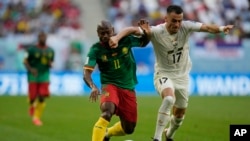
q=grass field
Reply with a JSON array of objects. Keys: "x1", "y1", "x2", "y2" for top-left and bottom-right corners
[{"x1": 1, "y1": 95, "x2": 250, "y2": 141}]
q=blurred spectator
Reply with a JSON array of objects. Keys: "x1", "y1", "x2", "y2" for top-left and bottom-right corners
[
  {"x1": 65, "y1": 41, "x2": 84, "y2": 72},
  {"x1": 107, "y1": 0, "x2": 250, "y2": 38}
]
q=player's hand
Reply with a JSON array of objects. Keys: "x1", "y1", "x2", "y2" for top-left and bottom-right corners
[
  {"x1": 138, "y1": 19, "x2": 151, "y2": 36},
  {"x1": 89, "y1": 86, "x2": 100, "y2": 102},
  {"x1": 223, "y1": 25, "x2": 234, "y2": 34},
  {"x1": 109, "y1": 36, "x2": 118, "y2": 48},
  {"x1": 30, "y1": 68, "x2": 38, "y2": 76}
]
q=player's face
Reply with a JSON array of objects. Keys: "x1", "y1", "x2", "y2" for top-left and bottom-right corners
[
  {"x1": 165, "y1": 12, "x2": 183, "y2": 34},
  {"x1": 97, "y1": 28, "x2": 114, "y2": 44},
  {"x1": 38, "y1": 33, "x2": 47, "y2": 43}
]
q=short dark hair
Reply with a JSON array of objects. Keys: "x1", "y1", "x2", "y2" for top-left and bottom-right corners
[{"x1": 167, "y1": 5, "x2": 183, "y2": 14}]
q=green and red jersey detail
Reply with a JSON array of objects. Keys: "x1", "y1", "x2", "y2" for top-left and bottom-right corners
[
  {"x1": 85, "y1": 35, "x2": 144, "y2": 90},
  {"x1": 26, "y1": 45, "x2": 55, "y2": 82}
]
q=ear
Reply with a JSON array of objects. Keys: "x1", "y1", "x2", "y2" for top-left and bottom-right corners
[{"x1": 164, "y1": 15, "x2": 168, "y2": 22}]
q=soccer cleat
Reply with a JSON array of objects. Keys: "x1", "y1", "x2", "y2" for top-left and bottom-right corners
[
  {"x1": 29, "y1": 106, "x2": 34, "y2": 116},
  {"x1": 164, "y1": 128, "x2": 174, "y2": 141},
  {"x1": 32, "y1": 118, "x2": 43, "y2": 126},
  {"x1": 151, "y1": 137, "x2": 159, "y2": 141},
  {"x1": 103, "y1": 136, "x2": 110, "y2": 141}
]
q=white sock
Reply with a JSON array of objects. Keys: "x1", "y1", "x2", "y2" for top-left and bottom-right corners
[
  {"x1": 153, "y1": 96, "x2": 175, "y2": 140},
  {"x1": 166, "y1": 115, "x2": 184, "y2": 139}
]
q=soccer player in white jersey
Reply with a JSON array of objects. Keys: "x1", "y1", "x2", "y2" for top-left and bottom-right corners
[{"x1": 109, "y1": 5, "x2": 234, "y2": 141}]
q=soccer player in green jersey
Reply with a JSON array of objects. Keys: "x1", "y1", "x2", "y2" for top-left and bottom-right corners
[
  {"x1": 83, "y1": 20, "x2": 150, "y2": 141},
  {"x1": 23, "y1": 31, "x2": 55, "y2": 126}
]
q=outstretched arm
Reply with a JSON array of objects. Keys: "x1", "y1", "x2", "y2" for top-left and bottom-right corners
[
  {"x1": 200, "y1": 24, "x2": 234, "y2": 34},
  {"x1": 109, "y1": 19, "x2": 151, "y2": 48}
]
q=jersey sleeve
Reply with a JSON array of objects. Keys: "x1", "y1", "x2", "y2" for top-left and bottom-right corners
[
  {"x1": 183, "y1": 21, "x2": 203, "y2": 32},
  {"x1": 50, "y1": 48, "x2": 55, "y2": 62},
  {"x1": 128, "y1": 35, "x2": 145, "y2": 47},
  {"x1": 150, "y1": 24, "x2": 164, "y2": 38},
  {"x1": 84, "y1": 46, "x2": 97, "y2": 70}
]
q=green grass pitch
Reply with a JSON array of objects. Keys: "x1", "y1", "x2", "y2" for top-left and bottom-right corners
[{"x1": 1, "y1": 95, "x2": 250, "y2": 141}]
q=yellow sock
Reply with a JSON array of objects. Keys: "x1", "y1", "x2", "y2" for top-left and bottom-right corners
[
  {"x1": 33, "y1": 102, "x2": 45, "y2": 119},
  {"x1": 107, "y1": 121, "x2": 126, "y2": 137},
  {"x1": 92, "y1": 117, "x2": 109, "y2": 141}
]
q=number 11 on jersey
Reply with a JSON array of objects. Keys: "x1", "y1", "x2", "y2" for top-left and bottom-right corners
[{"x1": 114, "y1": 59, "x2": 120, "y2": 69}]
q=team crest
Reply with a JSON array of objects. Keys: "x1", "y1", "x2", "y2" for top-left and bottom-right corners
[
  {"x1": 35, "y1": 53, "x2": 40, "y2": 58},
  {"x1": 101, "y1": 55, "x2": 108, "y2": 62},
  {"x1": 122, "y1": 47, "x2": 128, "y2": 54},
  {"x1": 48, "y1": 52, "x2": 52, "y2": 58}
]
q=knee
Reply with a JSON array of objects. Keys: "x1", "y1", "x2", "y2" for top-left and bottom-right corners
[
  {"x1": 124, "y1": 128, "x2": 134, "y2": 134},
  {"x1": 38, "y1": 96, "x2": 45, "y2": 103},
  {"x1": 123, "y1": 126, "x2": 135, "y2": 134},
  {"x1": 101, "y1": 111, "x2": 113, "y2": 121},
  {"x1": 163, "y1": 96, "x2": 175, "y2": 106}
]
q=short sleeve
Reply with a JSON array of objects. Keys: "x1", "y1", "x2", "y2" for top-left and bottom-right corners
[
  {"x1": 84, "y1": 46, "x2": 97, "y2": 68},
  {"x1": 183, "y1": 21, "x2": 203, "y2": 32}
]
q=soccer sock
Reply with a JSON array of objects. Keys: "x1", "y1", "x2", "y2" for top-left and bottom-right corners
[
  {"x1": 166, "y1": 115, "x2": 184, "y2": 139},
  {"x1": 92, "y1": 117, "x2": 109, "y2": 141},
  {"x1": 154, "y1": 96, "x2": 175, "y2": 140},
  {"x1": 106, "y1": 121, "x2": 126, "y2": 137},
  {"x1": 33, "y1": 102, "x2": 46, "y2": 120}
]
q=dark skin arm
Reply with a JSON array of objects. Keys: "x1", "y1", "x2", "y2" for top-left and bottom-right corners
[
  {"x1": 23, "y1": 58, "x2": 38, "y2": 76},
  {"x1": 83, "y1": 68, "x2": 100, "y2": 102}
]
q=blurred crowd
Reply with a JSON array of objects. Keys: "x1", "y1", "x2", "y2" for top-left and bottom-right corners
[
  {"x1": 0, "y1": 0, "x2": 81, "y2": 36},
  {"x1": 0, "y1": 0, "x2": 85, "y2": 71},
  {"x1": 0, "y1": 0, "x2": 249, "y2": 72},
  {"x1": 107, "y1": 0, "x2": 250, "y2": 39}
]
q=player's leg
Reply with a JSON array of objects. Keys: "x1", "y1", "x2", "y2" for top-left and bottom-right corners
[
  {"x1": 105, "y1": 88, "x2": 137, "y2": 139},
  {"x1": 153, "y1": 75, "x2": 175, "y2": 141},
  {"x1": 165, "y1": 88, "x2": 188, "y2": 140},
  {"x1": 92, "y1": 84, "x2": 117, "y2": 141},
  {"x1": 28, "y1": 82, "x2": 38, "y2": 117},
  {"x1": 32, "y1": 82, "x2": 49, "y2": 125}
]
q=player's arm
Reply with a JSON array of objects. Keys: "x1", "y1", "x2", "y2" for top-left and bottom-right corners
[
  {"x1": 23, "y1": 53, "x2": 37, "y2": 76},
  {"x1": 83, "y1": 67, "x2": 96, "y2": 89},
  {"x1": 200, "y1": 24, "x2": 234, "y2": 34},
  {"x1": 110, "y1": 19, "x2": 151, "y2": 48},
  {"x1": 49, "y1": 49, "x2": 55, "y2": 68},
  {"x1": 83, "y1": 66, "x2": 99, "y2": 102}
]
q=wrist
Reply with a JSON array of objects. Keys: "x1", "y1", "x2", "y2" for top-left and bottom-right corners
[
  {"x1": 90, "y1": 83, "x2": 95, "y2": 89},
  {"x1": 219, "y1": 26, "x2": 225, "y2": 32}
]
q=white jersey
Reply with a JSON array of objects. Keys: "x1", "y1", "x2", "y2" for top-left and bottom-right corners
[{"x1": 151, "y1": 21, "x2": 202, "y2": 79}]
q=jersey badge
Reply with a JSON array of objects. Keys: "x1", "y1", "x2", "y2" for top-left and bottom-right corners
[
  {"x1": 48, "y1": 52, "x2": 53, "y2": 58},
  {"x1": 101, "y1": 55, "x2": 108, "y2": 62},
  {"x1": 35, "y1": 53, "x2": 40, "y2": 58},
  {"x1": 122, "y1": 47, "x2": 128, "y2": 54}
]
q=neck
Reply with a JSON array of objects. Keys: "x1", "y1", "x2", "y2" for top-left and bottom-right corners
[
  {"x1": 38, "y1": 43, "x2": 46, "y2": 48},
  {"x1": 165, "y1": 24, "x2": 176, "y2": 35}
]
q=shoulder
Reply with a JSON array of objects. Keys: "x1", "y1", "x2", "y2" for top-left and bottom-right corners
[
  {"x1": 26, "y1": 45, "x2": 36, "y2": 52},
  {"x1": 151, "y1": 23, "x2": 165, "y2": 32},
  {"x1": 89, "y1": 42, "x2": 102, "y2": 52},
  {"x1": 47, "y1": 46, "x2": 54, "y2": 51},
  {"x1": 181, "y1": 20, "x2": 203, "y2": 29}
]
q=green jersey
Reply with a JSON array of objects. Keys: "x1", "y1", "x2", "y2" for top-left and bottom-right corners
[
  {"x1": 26, "y1": 45, "x2": 55, "y2": 82},
  {"x1": 85, "y1": 35, "x2": 145, "y2": 90}
]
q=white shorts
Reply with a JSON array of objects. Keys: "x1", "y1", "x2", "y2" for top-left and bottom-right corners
[{"x1": 154, "y1": 73, "x2": 189, "y2": 108}]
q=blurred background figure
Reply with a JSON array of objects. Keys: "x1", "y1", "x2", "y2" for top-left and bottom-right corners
[{"x1": 23, "y1": 31, "x2": 55, "y2": 126}]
